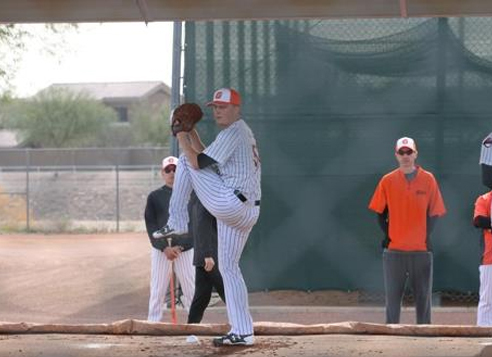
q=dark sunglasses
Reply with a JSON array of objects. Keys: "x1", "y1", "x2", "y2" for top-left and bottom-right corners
[
  {"x1": 397, "y1": 149, "x2": 414, "y2": 156},
  {"x1": 164, "y1": 166, "x2": 176, "y2": 174}
]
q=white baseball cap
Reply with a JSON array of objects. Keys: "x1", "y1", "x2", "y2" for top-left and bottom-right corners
[
  {"x1": 206, "y1": 88, "x2": 241, "y2": 106},
  {"x1": 162, "y1": 156, "x2": 178, "y2": 169},
  {"x1": 395, "y1": 137, "x2": 417, "y2": 152}
]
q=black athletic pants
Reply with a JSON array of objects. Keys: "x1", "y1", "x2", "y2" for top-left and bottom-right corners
[{"x1": 187, "y1": 266, "x2": 226, "y2": 323}]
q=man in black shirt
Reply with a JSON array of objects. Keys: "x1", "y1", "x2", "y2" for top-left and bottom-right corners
[
  {"x1": 187, "y1": 193, "x2": 225, "y2": 323},
  {"x1": 145, "y1": 156, "x2": 195, "y2": 322}
]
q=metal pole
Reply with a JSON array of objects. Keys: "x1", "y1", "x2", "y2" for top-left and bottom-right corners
[
  {"x1": 115, "y1": 163, "x2": 120, "y2": 233},
  {"x1": 25, "y1": 149, "x2": 30, "y2": 231},
  {"x1": 170, "y1": 21, "x2": 183, "y2": 157}
]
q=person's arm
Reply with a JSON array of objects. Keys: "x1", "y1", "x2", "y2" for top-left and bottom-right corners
[
  {"x1": 427, "y1": 215, "x2": 439, "y2": 234},
  {"x1": 377, "y1": 208, "x2": 390, "y2": 249},
  {"x1": 144, "y1": 195, "x2": 157, "y2": 239},
  {"x1": 189, "y1": 129, "x2": 205, "y2": 152},
  {"x1": 176, "y1": 132, "x2": 200, "y2": 169},
  {"x1": 482, "y1": 164, "x2": 492, "y2": 190},
  {"x1": 164, "y1": 246, "x2": 182, "y2": 261},
  {"x1": 425, "y1": 215, "x2": 440, "y2": 251},
  {"x1": 193, "y1": 198, "x2": 218, "y2": 270},
  {"x1": 473, "y1": 193, "x2": 492, "y2": 230},
  {"x1": 144, "y1": 194, "x2": 165, "y2": 251},
  {"x1": 474, "y1": 216, "x2": 492, "y2": 229},
  {"x1": 377, "y1": 208, "x2": 389, "y2": 235},
  {"x1": 176, "y1": 131, "x2": 218, "y2": 170}
]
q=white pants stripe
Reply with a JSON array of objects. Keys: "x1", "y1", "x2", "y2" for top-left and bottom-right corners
[
  {"x1": 147, "y1": 248, "x2": 195, "y2": 322},
  {"x1": 478, "y1": 264, "x2": 492, "y2": 326},
  {"x1": 480, "y1": 133, "x2": 492, "y2": 165},
  {"x1": 168, "y1": 154, "x2": 259, "y2": 335}
]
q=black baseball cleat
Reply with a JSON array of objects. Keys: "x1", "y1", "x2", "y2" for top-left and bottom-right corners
[
  {"x1": 152, "y1": 225, "x2": 187, "y2": 239},
  {"x1": 213, "y1": 333, "x2": 254, "y2": 347}
]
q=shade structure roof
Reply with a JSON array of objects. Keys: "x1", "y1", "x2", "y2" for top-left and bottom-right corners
[{"x1": 1, "y1": 0, "x2": 492, "y2": 23}]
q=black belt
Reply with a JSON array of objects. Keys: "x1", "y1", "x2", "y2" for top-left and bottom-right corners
[{"x1": 234, "y1": 190, "x2": 260, "y2": 206}]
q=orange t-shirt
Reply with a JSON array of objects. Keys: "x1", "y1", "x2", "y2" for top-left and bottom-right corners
[
  {"x1": 474, "y1": 191, "x2": 492, "y2": 265},
  {"x1": 368, "y1": 166, "x2": 446, "y2": 251}
]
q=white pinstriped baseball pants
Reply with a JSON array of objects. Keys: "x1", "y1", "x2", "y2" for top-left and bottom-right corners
[
  {"x1": 168, "y1": 155, "x2": 259, "y2": 335},
  {"x1": 147, "y1": 247, "x2": 195, "y2": 322}
]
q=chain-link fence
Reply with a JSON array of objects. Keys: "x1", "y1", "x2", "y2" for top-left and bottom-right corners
[{"x1": 0, "y1": 147, "x2": 170, "y2": 232}]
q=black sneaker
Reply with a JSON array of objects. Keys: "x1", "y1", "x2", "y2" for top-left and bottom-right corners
[
  {"x1": 213, "y1": 333, "x2": 254, "y2": 346},
  {"x1": 152, "y1": 225, "x2": 187, "y2": 239}
]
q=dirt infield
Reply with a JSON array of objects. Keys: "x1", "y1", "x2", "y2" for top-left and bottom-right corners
[
  {"x1": 0, "y1": 232, "x2": 478, "y2": 325},
  {"x1": 0, "y1": 233, "x2": 490, "y2": 357},
  {"x1": 2, "y1": 334, "x2": 492, "y2": 357}
]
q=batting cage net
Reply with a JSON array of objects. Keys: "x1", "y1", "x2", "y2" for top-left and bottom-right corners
[{"x1": 183, "y1": 17, "x2": 492, "y2": 297}]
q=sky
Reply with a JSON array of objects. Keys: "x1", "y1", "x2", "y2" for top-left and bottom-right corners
[{"x1": 11, "y1": 22, "x2": 175, "y2": 98}]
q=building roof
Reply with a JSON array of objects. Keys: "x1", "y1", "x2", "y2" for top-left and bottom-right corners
[{"x1": 45, "y1": 81, "x2": 171, "y2": 101}]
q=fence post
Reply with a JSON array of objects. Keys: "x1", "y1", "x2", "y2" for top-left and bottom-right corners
[
  {"x1": 25, "y1": 149, "x2": 30, "y2": 231},
  {"x1": 115, "y1": 162, "x2": 120, "y2": 233}
]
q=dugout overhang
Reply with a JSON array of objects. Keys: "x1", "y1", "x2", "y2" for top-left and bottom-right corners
[{"x1": 1, "y1": 0, "x2": 492, "y2": 23}]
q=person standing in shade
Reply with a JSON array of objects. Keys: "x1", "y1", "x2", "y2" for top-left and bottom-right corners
[
  {"x1": 144, "y1": 156, "x2": 195, "y2": 322},
  {"x1": 187, "y1": 192, "x2": 226, "y2": 324},
  {"x1": 368, "y1": 137, "x2": 446, "y2": 324}
]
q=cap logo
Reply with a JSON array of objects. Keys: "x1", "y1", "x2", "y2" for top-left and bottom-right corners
[
  {"x1": 484, "y1": 136, "x2": 492, "y2": 148},
  {"x1": 402, "y1": 139, "x2": 408, "y2": 144},
  {"x1": 215, "y1": 91, "x2": 223, "y2": 99}
]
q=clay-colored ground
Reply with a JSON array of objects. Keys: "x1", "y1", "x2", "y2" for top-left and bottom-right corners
[{"x1": 0, "y1": 233, "x2": 489, "y2": 357}]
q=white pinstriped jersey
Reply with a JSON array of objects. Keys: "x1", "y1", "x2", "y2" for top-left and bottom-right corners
[
  {"x1": 480, "y1": 132, "x2": 492, "y2": 165},
  {"x1": 203, "y1": 119, "x2": 261, "y2": 202}
]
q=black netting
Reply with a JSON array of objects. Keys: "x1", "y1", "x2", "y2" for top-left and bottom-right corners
[
  {"x1": 184, "y1": 18, "x2": 491, "y2": 294},
  {"x1": 358, "y1": 290, "x2": 478, "y2": 306}
]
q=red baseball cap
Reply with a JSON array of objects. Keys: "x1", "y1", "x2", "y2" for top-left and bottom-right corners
[{"x1": 206, "y1": 88, "x2": 241, "y2": 106}]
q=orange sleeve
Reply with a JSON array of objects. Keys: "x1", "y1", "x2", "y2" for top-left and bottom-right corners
[
  {"x1": 369, "y1": 178, "x2": 387, "y2": 214},
  {"x1": 474, "y1": 194, "x2": 491, "y2": 219},
  {"x1": 428, "y1": 176, "x2": 446, "y2": 217}
]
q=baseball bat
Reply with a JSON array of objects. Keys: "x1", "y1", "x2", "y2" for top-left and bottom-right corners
[{"x1": 167, "y1": 237, "x2": 178, "y2": 324}]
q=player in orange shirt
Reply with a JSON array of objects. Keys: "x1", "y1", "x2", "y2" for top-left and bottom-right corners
[
  {"x1": 474, "y1": 133, "x2": 492, "y2": 326},
  {"x1": 369, "y1": 137, "x2": 446, "y2": 324},
  {"x1": 473, "y1": 191, "x2": 492, "y2": 326}
]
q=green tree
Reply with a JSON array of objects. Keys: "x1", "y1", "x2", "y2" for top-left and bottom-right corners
[
  {"x1": 0, "y1": 24, "x2": 76, "y2": 94},
  {"x1": 8, "y1": 88, "x2": 117, "y2": 148},
  {"x1": 0, "y1": 25, "x2": 26, "y2": 92},
  {"x1": 0, "y1": 93, "x2": 13, "y2": 129},
  {"x1": 130, "y1": 101, "x2": 171, "y2": 147}
]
